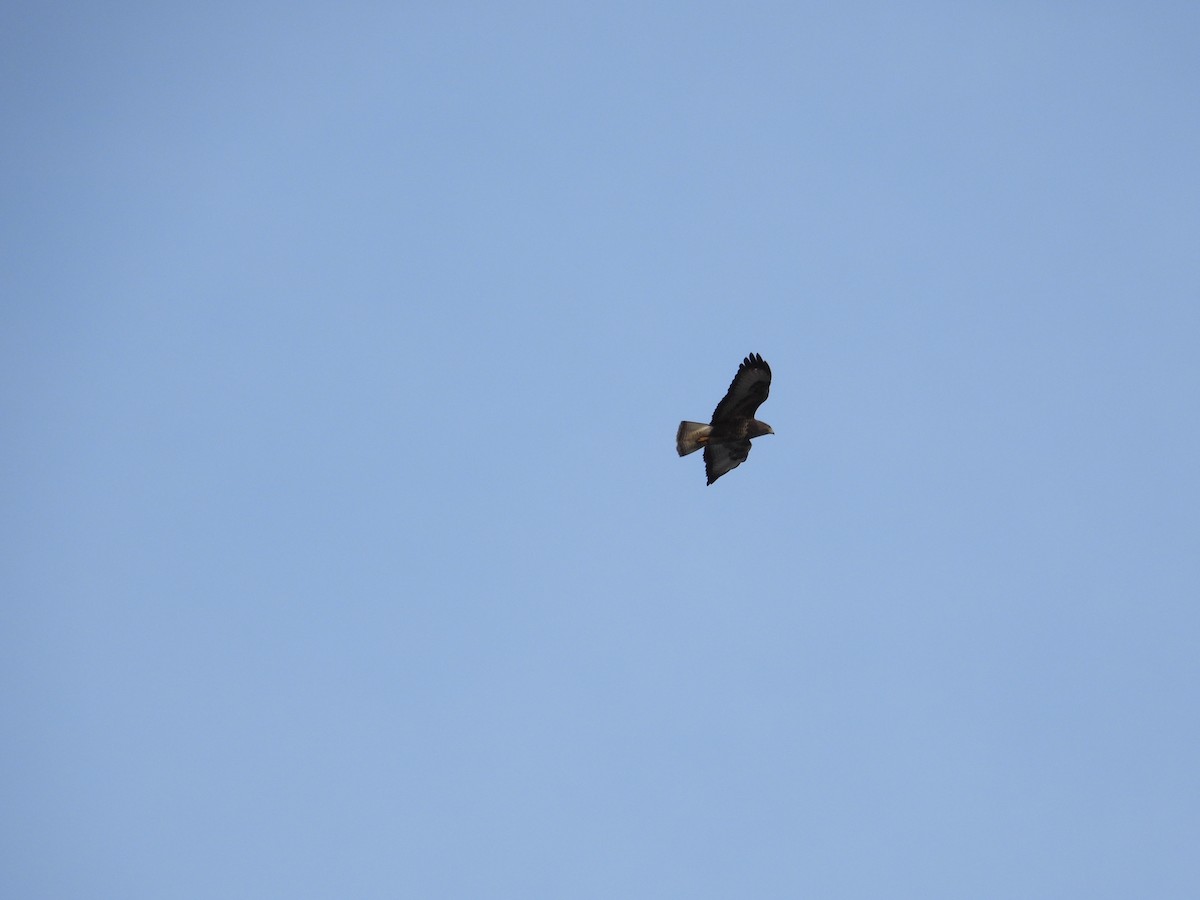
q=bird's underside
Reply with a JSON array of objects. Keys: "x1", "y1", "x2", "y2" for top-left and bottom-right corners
[{"x1": 676, "y1": 353, "x2": 774, "y2": 485}]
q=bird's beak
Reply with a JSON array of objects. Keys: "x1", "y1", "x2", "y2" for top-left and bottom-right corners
[{"x1": 767, "y1": 426, "x2": 775, "y2": 434}]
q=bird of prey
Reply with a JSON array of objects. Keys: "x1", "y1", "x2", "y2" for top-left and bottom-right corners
[{"x1": 676, "y1": 352, "x2": 774, "y2": 485}]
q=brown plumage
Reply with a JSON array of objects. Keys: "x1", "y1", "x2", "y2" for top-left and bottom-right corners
[{"x1": 676, "y1": 353, "x2": 774, "y2": 485}]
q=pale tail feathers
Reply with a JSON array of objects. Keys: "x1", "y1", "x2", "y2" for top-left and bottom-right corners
[{"x1": 676, "y1": 421, "x2": 712, "y2": 457}]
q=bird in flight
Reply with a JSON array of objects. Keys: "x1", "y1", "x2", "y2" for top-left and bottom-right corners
[{"x1": 676, "y1": 353, "x2": 774, "y2": 485}]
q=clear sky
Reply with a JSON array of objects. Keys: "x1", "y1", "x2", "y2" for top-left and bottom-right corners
[{"x1": 4, "y1": 3, "x2": 1199, "y2": 898}]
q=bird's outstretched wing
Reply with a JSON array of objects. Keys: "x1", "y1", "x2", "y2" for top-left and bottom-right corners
[
  {"x1": 711, "y1": 353, "x2": 771, "y2": 424},
  {"x1": 703, "y1": 440, "x2": 752, "y2": 485}
]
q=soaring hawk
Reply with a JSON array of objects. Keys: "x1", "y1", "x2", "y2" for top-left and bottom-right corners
[{"x1": 676, "y1": 353, "x2": 774, "y2": 485}]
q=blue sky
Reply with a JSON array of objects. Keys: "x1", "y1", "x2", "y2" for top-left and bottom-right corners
[{"x1": 4, "y1": 3, "x2": 1199, "y2": 897}]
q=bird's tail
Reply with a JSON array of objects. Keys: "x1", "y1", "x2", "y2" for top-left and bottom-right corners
[{"x1": 676, "y1": 421, "x2": 712, "y2": 457}]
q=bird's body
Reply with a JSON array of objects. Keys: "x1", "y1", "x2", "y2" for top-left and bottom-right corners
[{"x1": 676, "y1": 353, "x2": 774, "y2": 485}]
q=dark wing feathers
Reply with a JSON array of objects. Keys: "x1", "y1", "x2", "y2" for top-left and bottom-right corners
[
  {"x1": 710, "y1": 352, "x2": 771, "y2": 424},
  {"x1": 703, "y1": 440, "x2": 752, "y2": 485}
]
